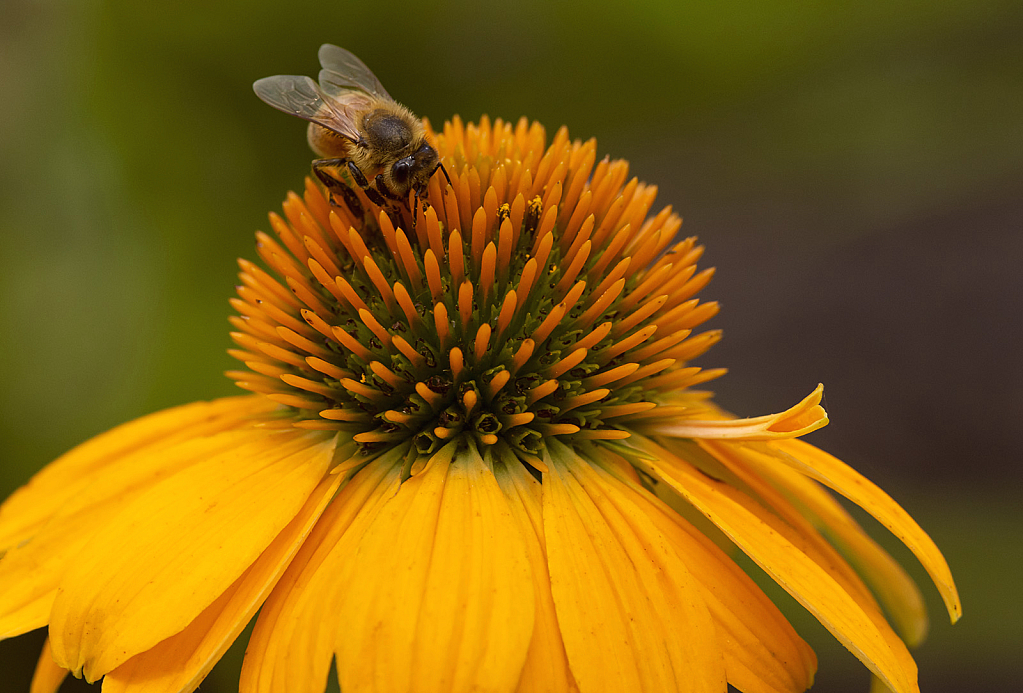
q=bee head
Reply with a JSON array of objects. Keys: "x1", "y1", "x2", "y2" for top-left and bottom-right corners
[{"x1": 390, "y1": 141, "x2": 441, "y2": 197}]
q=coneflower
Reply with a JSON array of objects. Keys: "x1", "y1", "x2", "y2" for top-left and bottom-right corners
[{"x1": 0, "y1": 115, "x2": 959, "y2": 693}]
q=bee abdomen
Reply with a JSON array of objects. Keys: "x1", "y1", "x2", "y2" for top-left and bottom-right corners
[{"x1": 307, "y1": 122, "x2": 352, "y2": 158}]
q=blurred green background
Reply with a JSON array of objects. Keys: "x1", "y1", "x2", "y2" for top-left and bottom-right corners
[{"x1": 1, "y1": 0, "x2": 1020, "y2": 691}]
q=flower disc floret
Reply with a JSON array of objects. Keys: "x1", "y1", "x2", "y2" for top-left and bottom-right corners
[{"x1": 228, "y1": 116, "x2": 725, "y2": 462}]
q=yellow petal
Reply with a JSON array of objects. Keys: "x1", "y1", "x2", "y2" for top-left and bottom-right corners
[
  {"x1": 697, "y1": 440, "x2": 886, "y2": 615},
  {"x1": 0, "y1": 593, "x2": 51, "y2": 641},
  {"x1": 697, "y1": 440, "x2": 923, "y2": 687},
  {"x1": 49, "y1": 429, "x2": 335, "y2": 681},
  {"x1": 641, "y1": 385, "x2": 828, "y2": 440},
  {"x1": 239, "y1": 446, "x2": 406, "y2": 693},
  {"x1": 870, "y1": 674, "x2": 896, "y2": 693},
  {"x1": 101, "y1": 470, "x2": 343, "y2": 693},
  {"x1": 30, "y1": 638, "x2": 68, "y2": 693},
  {"x1": 634, "y1": 436, "x2": 920, "y2": 693},
  {"x1": 335, "y1": 441, "x2": 534, "y2": 693},
  {"x1": 543, "y1": 440, "x2": 725, "y2": 693},
  {"x1": 0, "y1": 426, "x2": 267, "y2": 640},
  {"x1": 0, "y1": 396, "x2": 275, "y2": 552},
  {"x1": 727, "y1": 443, "x2": 929, "y2": 646},
  {"x1": 492, "y1": 452, "x2": 579, "y2": 693},
  {"x1": 770, "y1": 439, "x2": 961, "y2": 623},
  {"x1": 592, "y1": 448, "x2": 817, "y2": 693}
]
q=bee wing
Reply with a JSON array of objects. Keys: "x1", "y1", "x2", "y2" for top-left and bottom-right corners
[
  {"x1": 317, "y1": 43, "x2": 393, "y2": 101},
  {"x1": 253, "y1": 74, "x2": 363, "y2": 142}
]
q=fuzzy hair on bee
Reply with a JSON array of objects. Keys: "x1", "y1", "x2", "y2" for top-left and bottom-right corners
[{"x1": 254, "y1": 44, "x2": 448, "y2": 215}]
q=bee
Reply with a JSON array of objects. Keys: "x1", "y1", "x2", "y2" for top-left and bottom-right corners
[{"x1": 254, "y1": 44, "x2": 448, "y2": 216}]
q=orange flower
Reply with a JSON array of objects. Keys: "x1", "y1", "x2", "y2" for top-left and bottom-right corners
[{"x1": 0, "y1": 115, "x2": 959, "y2": 693}]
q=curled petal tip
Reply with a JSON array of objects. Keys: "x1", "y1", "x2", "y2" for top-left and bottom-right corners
[{"x1": 641, "y1": 384, "x2": 829, "y2": 441}]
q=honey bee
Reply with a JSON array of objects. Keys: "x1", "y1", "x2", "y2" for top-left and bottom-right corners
[{"x1": 254, "y1": 44, "x2": 448, "y2": 215}]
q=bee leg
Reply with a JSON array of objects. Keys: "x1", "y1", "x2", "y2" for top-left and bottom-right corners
[
  {"x1": 362, "y1": 184, "x2": 389, "y2": 209},
  {"x1": 334, "y1": 162, "x2": 384, "y2": 208},
  {"x1": 313, "y1": 158, "x2": 352, "y2": 188},
  {"x1": 313, "y1": 158, "x2": 364, "y2": 218},
  {"x1": 344, "y1": 161, "x2": 372, "y2": 189},
  {"x1": 410, "y1": 186, "x2": 430, "y2": 214}
]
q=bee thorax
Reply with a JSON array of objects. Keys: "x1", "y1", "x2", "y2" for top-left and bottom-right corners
[{"x1": 363, "y1": 108, "x2": 418, "y2": 153}]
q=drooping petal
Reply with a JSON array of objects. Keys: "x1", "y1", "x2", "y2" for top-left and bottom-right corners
[
  {"x1": 591, "y1": 448, "x2": 817, "y2": 693},
  {"x1": 101, "y1": 469, "x2": 344, "y2": 693},
  {"x1": 720, "y1": 442, "x2": 929, "y2": 646},
  {"x1": 768, "y1": 439, "x2": 961, "y2": 623},
  {"x1": 634, "y1": 435, "x2": 920, "y2": 693},
  {"x1": 335, "y1": 440, "x2": 534, "y2": 693},
  {"x1": 691, "y1": 439, "x2": 923, "y2": 687},
  {"x1": 30, "y1": 638, "x2": 67, "y2": 693},
  {"x1": 543, "y1": 440, "x2": 725, "y2": 693},
  {"x1": 49, "y1": 429, "x2": 336, "y2": 681},
  {"x1": 0, "y1": 426, "x2": 272, "y2": 640},
  {"x1": 239, "y1": 446, "x2": 407, "y2": 693},
  {"x1": 695, "y1": 440, "x2": 888, "y2": 615},
  {"x1": 641, "y1": 385, "x2": 827, "y2": 440},
  {"x1": 491, "y1": 451, "x2": 578, "y2": 693},
  {"x1": 0, "y1": 396, "x2": 276, "y2": 552}
]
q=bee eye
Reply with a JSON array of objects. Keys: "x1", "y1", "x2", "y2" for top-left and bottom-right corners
[{"x1": 392, "y1": 158, "x2": 412, "y2": 184}]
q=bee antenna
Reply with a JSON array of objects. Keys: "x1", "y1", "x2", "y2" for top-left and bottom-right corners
[{"x1": 438, "y1": 163, "x2": 452, "y2": 187}]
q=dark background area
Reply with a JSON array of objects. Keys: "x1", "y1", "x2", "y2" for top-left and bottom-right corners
[{"x1": 1, "y1": 0, "x2": 1020, "y2": 691}]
